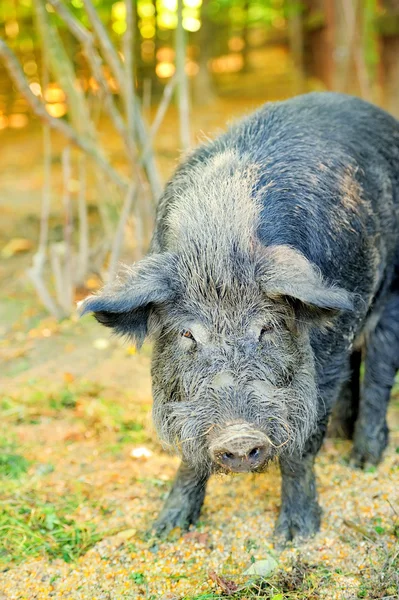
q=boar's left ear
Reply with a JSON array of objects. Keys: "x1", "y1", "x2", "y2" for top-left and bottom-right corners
[
  {"x1": 260, "y1": 245, "x2": 355, "y2": 323},
  {"x1": 78, "y1": 253, "x2": 176, "y2": 346}
]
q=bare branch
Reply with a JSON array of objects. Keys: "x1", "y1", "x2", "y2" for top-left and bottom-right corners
[
  {"x1": 46, "y1": 0, "x2": 92, "y2": 43},
  {"x1": 82, "y1": 0, "x2": 125, "y2": 95},
  {"x1": 0, "y1": 38, "x2": 129, "y2": 190}
]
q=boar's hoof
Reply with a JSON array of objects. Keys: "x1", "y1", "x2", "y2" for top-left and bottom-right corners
[
  {"x1": 151, "y1": 506, "x2": 200, "y2": 538},
  {"x1": 349, "y1": 447, "x2": 384, "y2": 470},
  {"x1": 273, "y1": 502, "x2": 322, "y2": 548},
  {"x1": 350, "y1": 426, "x2": 388, "y2": 469}
]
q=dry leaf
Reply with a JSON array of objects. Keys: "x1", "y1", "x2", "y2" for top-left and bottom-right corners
[
  {"x1": 115, "y1": 528, "x2": 136, "y2": 540},
  {"x1": 209, "y1": 570, "x2": 239, "y2": 593},
  {"x1": 1, "y1": 238, "x2": 33, "y2": 257},
  {"x1": 63, "y1": 372, "x2": 74, "y2": 384},
  {"x1": 244, "y1": 556, "x2": 278, "y2": 577},
  {"x1": 182, "y1": 531, "x2": 209, "y2": 546}
]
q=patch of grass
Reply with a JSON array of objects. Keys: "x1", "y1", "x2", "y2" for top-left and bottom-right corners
[
  {"x1": 129, "y1": 572, "x2": 147, "y2": 584},
  {"x1": 2, "y1": 380, "x2": 104, "y2": 425},
  {"x1": 357, "y1": 546, "x2": 398, "y2": 599},
  {"x1": 343, "y1": 512, "x2": 399, "y2": 599},
  {"x1": 196, "y1": 558, "x2": 333, "y2": 599},
  {"x1": 0, "y1": 452, "x2": 30, "y2": 479},
  {"x1": 0, "y1": 492, "x2": 103, "y2": 564},
  {"x1": 121, "y1": 420, "x2": 144, "y2": 433},
  {"x1": 249, "y1": 559, "x2": 332, "y2": 599},
  {"x1": 244, "y1": 537, "x2": 259, "y2": 553},
  {"x1": 49, "y1": 387, "x2": 77, "y2": 409},
  {"x1": 186, "y1": 595, "x2": 220, "y2": 600}
]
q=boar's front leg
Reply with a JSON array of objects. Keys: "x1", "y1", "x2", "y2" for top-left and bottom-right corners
[
  {"x1": 274, "y1": 418, "x2": 328, "y2": 545},
  {"x1": 274, "y1": 454, "x2": 321, "y2": 545},
  {"x1": 153, "y1": 461, "x2": 208, "y2": 536}
]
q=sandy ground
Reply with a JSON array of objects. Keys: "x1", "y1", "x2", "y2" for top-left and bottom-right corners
[{"x1": 0, "y1": 314, "x2": 398, "y2": 599}]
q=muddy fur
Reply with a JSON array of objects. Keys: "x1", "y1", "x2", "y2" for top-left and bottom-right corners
[{"x1": 81, "y1": 92, "x2": 399, "y2": 543}]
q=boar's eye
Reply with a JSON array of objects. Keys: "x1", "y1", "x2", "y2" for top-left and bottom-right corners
[
  {"x1": 259, "y1": 324, "x2": 274, "y2": 339},
  {"x1": 181, "y1": 329, "x2": 195, "y2": 341}
]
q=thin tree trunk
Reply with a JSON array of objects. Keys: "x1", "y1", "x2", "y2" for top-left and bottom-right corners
[
  {"x1": 288, "y1": 0, "x2": 306, "y2": 94},
  {"x1": 176, "y1": 0, "x2": 191, "y2": 151}
]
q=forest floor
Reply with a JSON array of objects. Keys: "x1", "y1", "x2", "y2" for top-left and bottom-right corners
[{"x1": 1, "y1": 85, "x2": 399, "y2": 600}]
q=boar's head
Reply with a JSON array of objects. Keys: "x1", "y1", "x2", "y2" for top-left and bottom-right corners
[{"x1": 80, "y1": 243, "x2": 353, "y2": 476}]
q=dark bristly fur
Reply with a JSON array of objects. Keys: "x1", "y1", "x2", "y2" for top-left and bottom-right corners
[{"x1": 80, "y1": 92, "x2": 399, "y2": 544}]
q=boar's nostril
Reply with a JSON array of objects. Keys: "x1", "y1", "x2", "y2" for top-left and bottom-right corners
[
  {"x1": 222, "y1": 451, "x2": 235, "y2": 461},
  {"x1": 248, "y1": 447, "x2": 261, "y2": 460}
]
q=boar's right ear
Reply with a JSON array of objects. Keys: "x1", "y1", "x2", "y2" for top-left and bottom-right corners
[
  {"x1": 260, "y1": 245, "x2": 355, "y2": 324},
  {"x1": 78, "y1": 253, "x2": 176, "y2": 346}
]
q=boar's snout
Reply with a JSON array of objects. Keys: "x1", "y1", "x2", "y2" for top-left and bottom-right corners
[{"x1": 209, "y1": 423, "x2": 270, "y2": 473}]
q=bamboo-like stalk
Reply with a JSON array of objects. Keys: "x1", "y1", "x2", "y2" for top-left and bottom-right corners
[
  {"x1": 38, "y1": 126, "x2": 51, "y2": 257},
  {"x1": 0, "y1": 39, "x2": 128, "y2": 190},
  {"x1": 340, "y1": 0, "x2": 372, "y2": 100},
  {"x1": 26, "y1": 122, "x2": 62, "y2": 317},
  {"x1": 26, "y1": 40, "x2": 63, "y2": 318},
  {"x1": 61, "y1": 146, "x2": 74, "y2": 312},
  {"x1": 50, "y1": 243, "x2": 66, "y2": 309},
  {"x1": 76, "y1": 154, "x2": 89, "y2": 286},
  {"x1": 33, "y1": 0, "x2": 91, "y2": 134},
  {"x1": 47, "y1": 0, "x2": 136, "y2": 164},
  {"x1": 133, "y1": 202, "x2": 144, "y2": 260},
  {"x1": 108, "y1": 183, "x2": 137, "y2": 283},
  {"x1": 142, "y1": 74, "x2": 177, "y2": 164},
  {"x1": 288, "y1": 0, "x2": 305, "y2": 94},
  {"x1": 82, "y1": 0, "x2": 162, "y2": 200},
  {"x1": 142, "y1": 78, "x2": 152, "y2": 119},
  {"x1": 176, "y1": 0, "x2": 191, "y2": 151},
  {"x1": 124, "y1": 0, "x2": 136, "y2": 147}
]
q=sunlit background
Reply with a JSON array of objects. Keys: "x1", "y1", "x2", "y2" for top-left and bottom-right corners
[
  {"x1": 0, "y1": 0, "x2": 398, "y2": 318},
  {"x1": 1, "y1": 0, "x2": 396, "y2": 132}
]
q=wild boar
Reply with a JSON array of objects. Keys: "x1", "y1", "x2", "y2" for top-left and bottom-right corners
[{"x1": 80, "y1": 92, "x2": 399, "y2": 543}]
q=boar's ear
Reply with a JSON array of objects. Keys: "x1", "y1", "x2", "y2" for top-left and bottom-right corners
[
  {"x1": 78, "y1": 253, "x2": 176, "y2": 346},
  {"x1": 260, "y1": 245, "x2": 355, "y2": 324}
]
